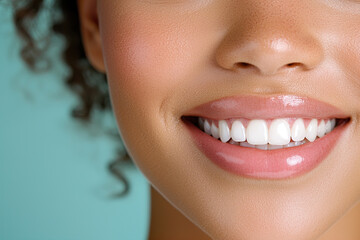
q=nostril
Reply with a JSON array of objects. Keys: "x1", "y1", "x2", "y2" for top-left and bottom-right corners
[
  {"x1": 286, "y1": 62, "x2": 301, "y2": 68},
  {"x1": 234, "y1": 61, "x2": 304, "y2": 74},
  {"x1": 277, "y1": 62, "x2": 304, "y2": 73},
  {"x1": 236, "y1": 62, "x2": 253, "y2": 68}
]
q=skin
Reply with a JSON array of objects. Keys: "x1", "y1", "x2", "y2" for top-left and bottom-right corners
[{"x1": 77, "y1": 0, "x2": 360, "y2": 239}]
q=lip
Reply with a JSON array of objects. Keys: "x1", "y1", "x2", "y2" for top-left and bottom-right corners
[
  {"x1": 185, "y1": 95, "x2": 348, "y2": 120},
  {"x1": 183, "y1": 95, "x2": 350, "y2": 179}
]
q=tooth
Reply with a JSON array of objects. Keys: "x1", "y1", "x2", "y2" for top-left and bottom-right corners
[
  {"x1": 229, "y1": 139, "x2": 240, "y2": 145},
  {"x1": 219, "y1": 120, "x2": 231, "y2": 143},
  {"x1": 284, "y1": 142, "x2": 297, "y2": 148},
  {"x1": 317, "y1": 120, "x2": 326, "y2": 138},
  {"x1": 330, "y1": 119, "x2": 336, "y2": 130},
  {"x1": 211, "y1": 122, "x2": 220, "y2": 139},
  {"x1": 204, "y1": 120, "x2": 211, "y2": 135},
  {"x1": 306, "y1": 119, "x2": 318, "y2": 142},
  {"x1": 268, "y1": 119, "x2": 291, "y2": 145},
  {"x1": 246, "y1": 120, "x2": 268, "y2": 145},
  {"x1": 256, "y1": 144, "x2": 268, "y2": 150},
  {"x1": 240, "y1": 142, "x2": 256, "y2": 148},
  {"x1": 325, "y1": 120, "x2": 332, "y2": 134},
  {"x1": 231, "y1": 120, "x2": 246, "y2": 142},
  {"x1": 268, "y1": 144, "x2": 283, "y2": 150},
  {"x1": 291, "y1": 118, "x2": 306, "y2": 142},
  {"x1": 198, "y1": 118, "x2": 204, "y2": 131},
  {"x1": 295, "y1": 141, "x2": 305, "y2": 146}
]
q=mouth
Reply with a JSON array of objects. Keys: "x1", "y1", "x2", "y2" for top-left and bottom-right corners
[{"x1": 182, "y1": 95, "x2": 351, "y2": 179}]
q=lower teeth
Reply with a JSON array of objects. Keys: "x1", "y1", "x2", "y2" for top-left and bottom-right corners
[{"x1": 229, "y1": 139, "x2": 308, "y2": 150}]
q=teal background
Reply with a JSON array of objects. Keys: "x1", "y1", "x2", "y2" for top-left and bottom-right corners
[{"x1": 0, "y1": 3, "x2": 149, "y2": 240}]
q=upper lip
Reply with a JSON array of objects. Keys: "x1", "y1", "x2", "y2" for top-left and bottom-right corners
[{"x1": 183, "y1": 95, "x2": 349, "y2": 120}]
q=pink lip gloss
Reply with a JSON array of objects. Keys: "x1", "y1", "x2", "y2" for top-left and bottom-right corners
[{"x1": 183, "y1": 95, "x2": 349, "y2": 179}]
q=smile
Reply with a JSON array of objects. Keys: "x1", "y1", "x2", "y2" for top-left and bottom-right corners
[
  {"x1": 198, "y1": 117, "x2": 337, "y2": 150},
  {"x1": 183, "y1": 95, "x2": 350, "y2": 179}
]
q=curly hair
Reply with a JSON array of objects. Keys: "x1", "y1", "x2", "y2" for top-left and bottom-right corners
[{"x1": 12, "y1": 0, "x2": 131, "y2": 197}]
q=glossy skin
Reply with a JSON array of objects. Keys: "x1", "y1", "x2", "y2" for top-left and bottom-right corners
[{"x1": 77, "y1": 0, "x2": 360, "y2": 239}]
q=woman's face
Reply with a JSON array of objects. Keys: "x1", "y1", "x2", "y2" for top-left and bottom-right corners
[{"x1": 80, "y1": 0, "x2": 360, "y2": 239}]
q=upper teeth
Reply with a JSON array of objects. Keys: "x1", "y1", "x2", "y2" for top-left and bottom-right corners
[{"x1": 199, "y1": 117, "x2": 336, "y2": 147}]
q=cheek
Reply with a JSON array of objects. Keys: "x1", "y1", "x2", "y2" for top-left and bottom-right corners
[
  {"x1": 322, "y1": 15, "x2": 360, "y2": 103},
  {"x1": 97, "y1": 4, "x2": 206, "y2": 174},
  {"x1": 100, "y1": 9, "x2": 194, "y2": 110},
  {"x1": 336, "y1": 35, "x2": 360, "y2": 96}
]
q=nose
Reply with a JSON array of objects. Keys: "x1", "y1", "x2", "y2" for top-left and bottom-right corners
[{"x1": 215, "y1": 3, "x2": 323, "y2": 75}]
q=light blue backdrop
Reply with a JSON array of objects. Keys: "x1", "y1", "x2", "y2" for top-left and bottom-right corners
[{"x1": 0, "y1": 3, "x2": 149, "y2": 240}]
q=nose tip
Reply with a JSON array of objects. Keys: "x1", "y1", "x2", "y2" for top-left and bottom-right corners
[{"x1": 215, "y1": 23, "x2": 323, "y2": 76}]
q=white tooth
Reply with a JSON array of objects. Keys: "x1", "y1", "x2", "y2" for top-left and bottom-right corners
[
  {"x1": 284, "y1": 142, "x2": 297, "y2": 148},
  {"x1": 198, "y1": 118, "x2": 204, "y2": 131},
  {"x1": 204, "y1": 120, "x2": 211, "y2": 135},
  {"x1": 317, "y1": 120, "x2": 326, "y2": 138},
  {"x1": 268, "y1": 119, "x2": 291, "y2": 145},
  {"x1": 306, "y1": 119, "x2": 318, "y2": 142},
  {"x1": 330, "y1": 119, "x2": 336, "y2": 130},
  {"x1": 291, "y1": 118, "x2": 306, "y2": 142},
  {"x1": 231, "y1": 120, "x2": 246, "y2": 142},
  {"x1": 229, "y1": 139, "x2": 239, "y2": 145},
  {"x1": 246, "y1": 120, "x2": 268, "y2": 145},
  {"x1": 219, "y1": 120, "x2": 231, "y2": 143},
  {"x1": 268, "y1": 144, "x2": 283, "y2": 150},
  {"x1": 256, "y1": 144, "x2": 268, "y2": 150},
  {"x1": 294, "y1": 141, "x2": 304, "y2": 146},
  {"x1": 240, "y1": 142, "x2": 256, "y2": 148},
  {"x1": 325, "y1": 120, "x2": 332, "y2": 134},
  {"x1": 211, "y1": 122, "x2": 220, "y2": 139}
]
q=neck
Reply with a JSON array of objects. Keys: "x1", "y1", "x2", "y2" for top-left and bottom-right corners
[
  {"x1": 148, "y1": 186, "x2": 211, "y2": 240},
  {"x1": 318, "y1": 202, "x2": 360, "y2": 240},
  {"x1": 148, "y1": 185, "x2": 360, "y2": 240}
]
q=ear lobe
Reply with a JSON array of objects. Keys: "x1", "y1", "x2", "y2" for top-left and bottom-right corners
[{"x1": 77, "y1": 0, "x2": 106, "y2": 73}]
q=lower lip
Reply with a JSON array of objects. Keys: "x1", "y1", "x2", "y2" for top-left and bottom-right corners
[{"x1": 184, "y1": 119, "x2": 347, "y2": 179}]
